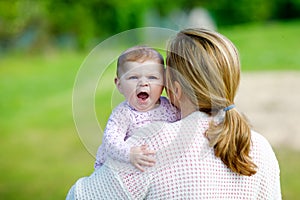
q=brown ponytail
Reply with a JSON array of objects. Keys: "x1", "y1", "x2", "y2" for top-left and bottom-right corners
[
  {"x1": 166, "y1": 28, "x2": 257, "y2": 176},
  {"x1": 207, "y1": 109, "x2": 257, "y2": 176}
]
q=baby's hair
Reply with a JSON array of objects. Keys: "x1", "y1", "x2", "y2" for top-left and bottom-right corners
[{"x1": 117, "y1": 45, "x2": 164, "y2": 77}]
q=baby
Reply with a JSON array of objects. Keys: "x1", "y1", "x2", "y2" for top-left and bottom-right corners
[{"x1": 95, "y1": 45, "x2": 179, "y2": 171}]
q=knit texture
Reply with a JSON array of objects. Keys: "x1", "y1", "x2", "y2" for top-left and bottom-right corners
[{"x1": 67, "y1": 111, "x2": 281, "y2": 199}]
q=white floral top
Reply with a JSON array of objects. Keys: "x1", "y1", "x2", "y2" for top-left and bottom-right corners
[
  {"x1": 67, "y1": 111, "x2": 281, "y2": 200},
  {"x1": 94, "y1": 96, "x2": 179, "y2": 170}
]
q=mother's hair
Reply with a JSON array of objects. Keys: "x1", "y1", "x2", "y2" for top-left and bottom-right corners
[{"x1": 166, "y1": 28, "x2": 257, "y2": 176}]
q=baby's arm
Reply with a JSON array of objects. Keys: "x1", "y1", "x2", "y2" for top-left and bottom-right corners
[
  {"x1": 104, "y1": 117, "x2": 156, "y2": 171},
  {"x1": 103, "y1": 108, "x2": 132, "y2": 163},
  {"x1": 103, "y1": 104, "x2": 156, "y2": 169}
]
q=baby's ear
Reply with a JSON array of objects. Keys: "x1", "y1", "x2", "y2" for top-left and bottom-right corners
[
  {"x1": 114, "y1": 77, "x2": 118, "y2": 85},
  {"x1": 114, "y1": 77, "x2": 122, "y2": 93}
]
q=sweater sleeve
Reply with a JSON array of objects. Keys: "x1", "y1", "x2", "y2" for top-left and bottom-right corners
[
  {"x1": 65, "y1": 166, "x2": 134, "y2": 199},
  {"x1": 252, "y1": 131, "x2": 282, "y2": 199},
  {"x1": 65, "y1": 185, "x2": 75, "y2": 200}
]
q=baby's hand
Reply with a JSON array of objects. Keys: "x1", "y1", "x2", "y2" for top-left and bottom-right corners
[{"x1": 130, "y1": 145, "x2": 156, "y2": 172}]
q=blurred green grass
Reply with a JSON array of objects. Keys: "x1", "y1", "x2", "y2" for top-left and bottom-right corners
[
  {"x1": 1, "y1": 20, "x2": 300, "y2": 199},
  {"x1": 0, "y1": 52, "x2": 96, "y2": 199},
  {"x1": 220, "y1": 20, "x2": 300, "y2": 71}
]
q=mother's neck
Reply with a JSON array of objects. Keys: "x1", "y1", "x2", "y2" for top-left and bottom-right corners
[{"x1": 178, "y1": 95, "x2": 198, "y2": 119}]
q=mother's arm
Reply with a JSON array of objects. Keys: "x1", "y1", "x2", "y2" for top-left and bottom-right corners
[
  {"x1": 66, "y1": 163, "x2": 141, "y2": 200},
  {"x1": 66, "y1": 121, "x2": 169, "y2": 199}
]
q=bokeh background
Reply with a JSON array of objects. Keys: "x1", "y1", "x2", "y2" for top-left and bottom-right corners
[{"x1": 1, "y1": 0, "x2": 300, "y2": 199}]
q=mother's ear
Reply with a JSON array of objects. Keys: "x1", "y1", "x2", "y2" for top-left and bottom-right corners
[{"x1": 173, "y1": 81, "x2": 182, "y2": 100}]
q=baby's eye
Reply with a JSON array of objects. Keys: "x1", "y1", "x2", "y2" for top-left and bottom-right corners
[
  {"x1": 128, "y1": 76, "x2": 138, "y2": 80},
  {"x1": 149, "y1": 76, "x2": 158, "y2": 80}
]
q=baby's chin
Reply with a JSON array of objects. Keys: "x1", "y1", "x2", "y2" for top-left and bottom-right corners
[{"x1": 132, "y1": 100, "x2": 158, "y2": 112}]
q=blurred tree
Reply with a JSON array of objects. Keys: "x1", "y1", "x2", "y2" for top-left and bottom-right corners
[
  {"x1": 275, "y1": 0, "x2": 300, "y2": 19},
  {"x1": 46, "y1": 0, "x2": 96, "y2": 49},
  {"x1": 201, "y1": 0, "x2": 276, "y2": 25},
  {"x1": 0, "y1": 1, "x2": 31, "y2": 49},
  {"x1": 0, "y1": 0, "x2": 299, "y2": 51}
]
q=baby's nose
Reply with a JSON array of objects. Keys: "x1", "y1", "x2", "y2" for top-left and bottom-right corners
[{"x1": 138, "y1": 78, "x2": 149, "y2": 86}]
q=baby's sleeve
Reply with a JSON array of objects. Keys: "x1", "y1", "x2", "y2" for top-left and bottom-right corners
[
  {"x1": 103, "y1": 104, "x2": 132, "y2": 163},
  {"x1": 160, "y1": 96, "x2": 181, "y2": 122}
]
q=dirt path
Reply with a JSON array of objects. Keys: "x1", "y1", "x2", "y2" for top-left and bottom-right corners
[{"x1": 236, "y1": 71, "x2": 300, "y2": 151}]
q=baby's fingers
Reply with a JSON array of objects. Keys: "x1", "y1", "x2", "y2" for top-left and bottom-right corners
[
  {"x1": 142, "y1": 149, "x2": 156, "y2": 156},
  {"x1": 134, "y1": 163, "x2": 145, "y2": 172},
  {"x1": 140, "y1": 155, "x2": 156, "y2": 165},
  {"x1": 134, "y1": 155, "x2": 156, "y2": 172}
]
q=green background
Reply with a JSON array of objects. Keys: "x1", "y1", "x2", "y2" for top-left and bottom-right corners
[{"x1": 1, "y1": 1, "x2": 300, "y2": 199}]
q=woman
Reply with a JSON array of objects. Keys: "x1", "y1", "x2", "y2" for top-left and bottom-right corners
[{"x1": 66, "y1": 28, "x2": 281, "y2": 199}]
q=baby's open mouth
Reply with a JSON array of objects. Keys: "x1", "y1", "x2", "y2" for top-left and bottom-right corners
[{"x1": 137, "y1": 92, "x2": 149, "y2": 100}]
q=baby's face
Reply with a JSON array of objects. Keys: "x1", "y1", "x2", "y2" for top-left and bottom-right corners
[{"x1": 116, "y1": 60, "x2": 164, "y2": 112}]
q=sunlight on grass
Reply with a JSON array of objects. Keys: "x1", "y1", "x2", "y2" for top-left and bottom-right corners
[
  {"x1": 0, "y1": 128, "x2": 94, "y2": 199},
  {"x1": 219, "y1": 20, "x2": 300, "y2": 71},
  {"x1": 0, "y1": 51, "x2": 95, "y2": 199},
  {"x1": 275, "y1": 148, "x2": 300, "y2": 199}
]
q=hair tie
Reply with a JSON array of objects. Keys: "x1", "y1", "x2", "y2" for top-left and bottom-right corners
[{"x1": 223, "y1": 104, "x2": 235, "y2": 112}]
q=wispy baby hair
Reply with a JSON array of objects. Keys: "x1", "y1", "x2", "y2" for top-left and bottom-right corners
[{"x1": 117, "y1": 45, "x2": 164, "y2": 77}]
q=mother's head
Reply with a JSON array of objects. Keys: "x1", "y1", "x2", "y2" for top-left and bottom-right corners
[{"x1": 166, "y1": 28, "x2": 257, "y2": 176}]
